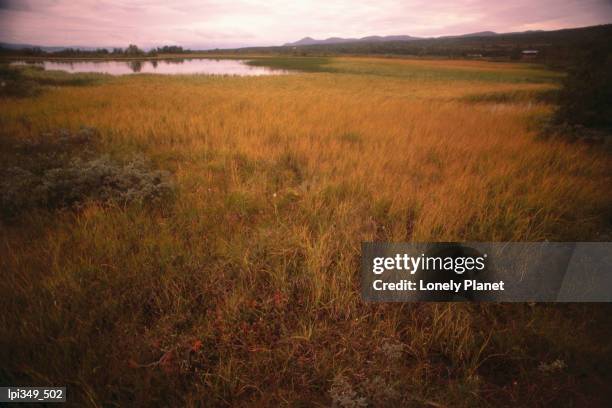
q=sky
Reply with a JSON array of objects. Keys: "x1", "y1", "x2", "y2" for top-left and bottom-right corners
[{"x1": 1, "y1": 0, "x2": 611, "y2": 49}]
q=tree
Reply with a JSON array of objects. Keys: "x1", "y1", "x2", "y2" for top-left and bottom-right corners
[{"x1": 125, "y1": 44, "x2": 144, "y2": 56}]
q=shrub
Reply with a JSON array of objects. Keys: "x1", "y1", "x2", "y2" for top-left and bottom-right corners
[
  {"x1": 329, "y1": 375, "x2": 367, "y2": 408},
  {"x1": 1, "y1": 156, "x2": 173, "y2": 218},
  {"x1": 0, "y1": 128, "x2": 173, "y2": 219},
  {"x1": 0, "y1": 64, "x2": 41, "y2": 98},
  {"x1": 553, "y1": 48, "x2": 612, "y2": 130}
]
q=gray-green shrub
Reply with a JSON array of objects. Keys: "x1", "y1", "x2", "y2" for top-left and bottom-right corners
[{"x1": 1, "y1": 128, "x2": 173, "y2": 219}]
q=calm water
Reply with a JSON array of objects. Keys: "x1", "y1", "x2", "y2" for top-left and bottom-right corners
[{"x1": 11, "y1": 59, "x2": 290, "y2": 76}]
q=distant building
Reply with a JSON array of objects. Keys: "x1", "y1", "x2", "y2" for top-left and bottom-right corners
[
  {"x1": 466, "y1": 53, "x2": 483, "y2": 58},
  {"x1": 521, "y1": 50, "x2": 539, "y2": 59}
]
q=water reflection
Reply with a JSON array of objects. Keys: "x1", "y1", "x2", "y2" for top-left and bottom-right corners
[
  {"x1": 128, "y1": 60, "x2": 143, "y2": 72},
  {"x1": 11, "y1": 58, "x2": 290, "y2": 76}
]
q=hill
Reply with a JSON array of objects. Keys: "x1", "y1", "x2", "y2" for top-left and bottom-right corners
[
  {"x1": 223, "y1": 24, "x2": 612, "y2": 67},
  {"x1": 284, "y1": 35, "x2": 420, "y2": 46}
]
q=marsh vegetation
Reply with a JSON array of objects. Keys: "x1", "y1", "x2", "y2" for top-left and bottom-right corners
[{"x1": 0, "y1": 57, "x2": 610, "y2": 406}]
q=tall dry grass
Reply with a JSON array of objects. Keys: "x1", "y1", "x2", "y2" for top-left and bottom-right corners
[{"x1": 1, "y1": 58, "x2": 611, "y2": 406}]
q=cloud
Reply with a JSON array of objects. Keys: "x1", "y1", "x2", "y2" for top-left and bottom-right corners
[
  {"x1": 0, "y1": 0, "x2": 32, "y2": 11},
  {"x1": 0, "y1": 0, "x2": 610, "y2": 48}
]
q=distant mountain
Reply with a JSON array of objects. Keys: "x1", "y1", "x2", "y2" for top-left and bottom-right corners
[
  {"x1": 361, "y1": 35, "x2": 420, "y2": 42},
  {"x1": 441, "y1": 31, "x2": 498, "y2": 38},
  {"x1": 287, "y1": 37, "x2": 317, "y2": 46},
  {"x1": 219, "y1": 24, "x2": 610, "y2": 65},
  {"x1": 283, "y1": 29, "x2": 555, "y2": 46},
  {"x1": 284, "y1": 35, "x2": 420, "y2": 46}
]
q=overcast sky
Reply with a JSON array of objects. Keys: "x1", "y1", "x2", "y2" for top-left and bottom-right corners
[{"x1": 1, "y1": 0, "x2": 611, "y2": 49}]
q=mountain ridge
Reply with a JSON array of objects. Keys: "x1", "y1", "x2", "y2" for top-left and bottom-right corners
[
  {"x1": 282, "y1": 29, "x2": 556, "y2": 46},
  {"x1": 284, "y1": 35, "x2": 420, "y2": 46}
]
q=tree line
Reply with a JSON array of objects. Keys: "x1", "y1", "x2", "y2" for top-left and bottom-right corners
[{"x1": 0, "y1": 44, "x2": 192, "y2": 57}]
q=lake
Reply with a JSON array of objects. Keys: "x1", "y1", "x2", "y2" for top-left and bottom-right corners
[{"x1": 10, "y1": 59, "x2": 291, "y2": 76}]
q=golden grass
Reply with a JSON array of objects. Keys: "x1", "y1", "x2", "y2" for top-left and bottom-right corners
[{"x1": 1, "y1": 57, "x2": 611, "y2": 406}]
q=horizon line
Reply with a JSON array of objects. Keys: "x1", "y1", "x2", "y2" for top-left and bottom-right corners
[{"x1": 1, "y1": 22, "x2": 610, "y2": 51}]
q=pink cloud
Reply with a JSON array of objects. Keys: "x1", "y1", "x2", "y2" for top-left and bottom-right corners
[{"x1": 0, "y1": 0, "x2": 610, "y2": 48}]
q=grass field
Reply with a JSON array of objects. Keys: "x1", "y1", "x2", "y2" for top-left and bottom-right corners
[{"x1": 1, "y1": 57, "x2": 611, "y2": 406}]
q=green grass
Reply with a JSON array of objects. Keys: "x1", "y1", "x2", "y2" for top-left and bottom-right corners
[
  {"x1": 461, "y1": 88, "x2": 561, "y2": 104},
  {"x1": 246, "y1": 56, "x2": 562, "y2": 83},
  {"x1": 330, "y1": 59, "x2": 562, "y2": 83},
  {"x1": 246, "y1": 56, "x2": 334, "y2": 72},
  {"x1": 18, "y1": 64, "x2": 108, "y2": 86},
  {"x1": 1, "y1": 64, "x2": 109, "y2": 98}
]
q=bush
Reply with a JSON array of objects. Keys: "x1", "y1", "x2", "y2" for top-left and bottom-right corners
[
  {"x1": 553, "y1": 48, "x2": 612, "y2": 129},
  {"x1": 0, "y1": 128, "x2": 174, "y2": 219},
  {"x1": 0, "y1": 64, "x2": 41, "y2": 98}
]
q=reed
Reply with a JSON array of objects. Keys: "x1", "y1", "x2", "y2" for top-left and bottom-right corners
[{"x1": 1, "y1": 57, "x2": 610, "y2": 406}]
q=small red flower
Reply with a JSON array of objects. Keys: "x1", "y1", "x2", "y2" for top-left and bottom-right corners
[
  {"x1": 191, "y1": 339, "x2": 203, "y2": 352},
  {"x1": 273, "y1": 291, "x2": 285, "y2": 307},
  {"x1": 159, "y1": 351, "x2": 176, "y2": 374}
]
